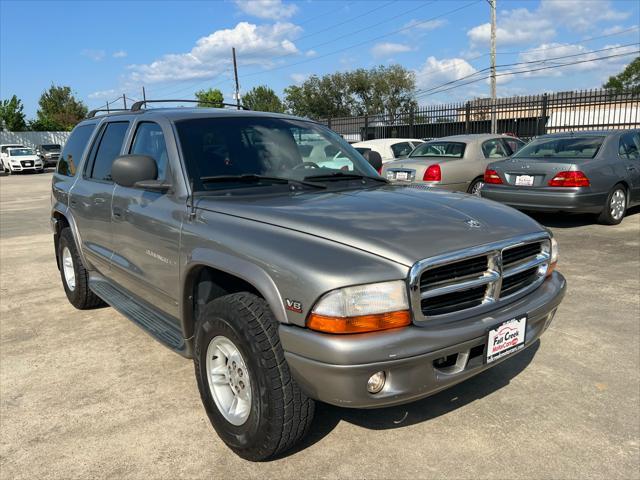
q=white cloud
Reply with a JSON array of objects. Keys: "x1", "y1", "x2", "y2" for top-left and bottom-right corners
[
  {"x1": 112, "y1": 50, "x2": 127, "y2": 58},
  {"x1": 305, "y1": 49, "x2": 317, "y2": 57},
  {"x1": 88, "y1": 89, "x2": 119, "y2": 100},
  {"x1": 539, "y1": 0, "x2": 630, "y2": 31},
  {"x1": 414, "y1": 56, "x2": 478, "y2": 91},
  {"x1": 602, "y1": 24, "x2": 638, "y2": 35},
  {"x1": 128, "y1": 22, "x2": 301, "y2": 84},
  {"x1": 234, "y1": 0, "x2": 298, "y2": 20},
  {"x1": 467, "y1": 8, "x2": 555, "y2": 47},
  {"x1": 402, "y1": 18, "x2": 447, "y2": 32},
  {"x1": 370, "y1": 42, "x2": 412, "y2": 59},
  {"x1": 81, "y1": 49, "x2": 106, "y2": 61},
  {"x1": 290, "y1": 72, "x2": 309, "y2": 84}
]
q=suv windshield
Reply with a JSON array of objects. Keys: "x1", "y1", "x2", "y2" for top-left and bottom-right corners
[
  {"x1": 9, "y1": 148, "x2": 34, "y2": 156},
  {"x1": 410, "y1": 142, "x2": 465, "y2": 158},
  {"x1": 514, "y1": 136, "x2": 604, "y2": 159},
  {"x1": 41, "y1": 144, "x2": 61, "y2": 151},
  {"x1": 176, "y1": 117, "x2": 378, "y2": 192}
]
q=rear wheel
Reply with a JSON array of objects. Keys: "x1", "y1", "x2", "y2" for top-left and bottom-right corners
[
  {"x1": 194, "y1": 292, "x2": 315, "y2": 461},
  {"x1": 467, "y1": 177, "x2": 484, "y2": 196},
  {"x1": 597, "y1": 184, "x2": 627, "y2": 225}
]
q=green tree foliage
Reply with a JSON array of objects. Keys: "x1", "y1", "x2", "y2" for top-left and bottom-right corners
[
  {"x1": 34, "y1": 85, "x2": 88, "y2": 131},
  {"x1": 603, "y1": 56, "x2": 640, "y2": 93},
  {"x1": 284, "y1": 65, "x2": 417, "y2": 121},
  {"x1": 195, "y1": 88, "x2": 224, "y2": 107},
  {"x1": 0, "y1": 95, "x2": 27, "y2": 131},
  {"x1": 242, "y1": 86, "x2": 285, "y2": 113}
]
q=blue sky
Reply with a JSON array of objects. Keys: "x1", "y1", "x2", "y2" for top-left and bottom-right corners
[{"x1": 1, "y1": 0, "x2": 638, "y2": 118}]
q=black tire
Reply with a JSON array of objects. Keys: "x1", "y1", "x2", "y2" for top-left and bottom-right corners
[
  {"x1": 194, "y1": 292, "x2": 315, "y2": 461},
  {"x1": 467, "y1": 176, "x2": 484, "y2": 196},
  {"x1": 58, "y1": 228, "x2": 105, "y2": 309},
  {"x1": 597, "y1": 184, "x2": 627, "y2": 225}
]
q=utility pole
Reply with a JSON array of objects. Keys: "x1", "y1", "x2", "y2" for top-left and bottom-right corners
[
  {"x1": 232, "y1": 47, "x2": 240, "y2": 110},
  {"x1": 142, "y1": 86, "x2": 146, "y2": 104},
  {"x1": 122, "y1": 94, "x2": 127, "y2": 110},
  {"x1": 489, "y1": 0, "x2": 497, "y2": 133}
]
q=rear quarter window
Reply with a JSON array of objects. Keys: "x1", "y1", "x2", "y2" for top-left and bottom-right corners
[{"x1": 57, "y1": 124, "x2": 96, "y2": 177}]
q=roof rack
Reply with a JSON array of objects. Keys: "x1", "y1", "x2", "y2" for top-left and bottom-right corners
[
  {"x1": 130, "y1": 99, "x2": 249, "y2": 112},
  {"x1": 86, "y1": 108, "x2": 129, "y2": 118}
]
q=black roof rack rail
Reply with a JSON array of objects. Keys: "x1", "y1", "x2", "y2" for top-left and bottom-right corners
[
  {"x1": 86, "y1": 108, "x2": 129, "y2": 118},
  {"x1": 130, "y1": 99, "x2": 249, "y2": 112}
]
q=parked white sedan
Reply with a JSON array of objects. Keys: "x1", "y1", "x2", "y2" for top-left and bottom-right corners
[
  {"x1": 352, "y1": 138, "x2": 424, "y2": 164},
  {"x1": 3, "y1": 147, "x2": 44, "y2": 174}
]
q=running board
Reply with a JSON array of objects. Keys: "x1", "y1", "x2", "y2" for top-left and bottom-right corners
[{"x1": 90, "y1": 279, "x2": 187, "y2": 355}]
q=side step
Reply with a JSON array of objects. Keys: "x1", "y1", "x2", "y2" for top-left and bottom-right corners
[{"x1": 90, "y1": 279, "x2": 187, "y2": 355}]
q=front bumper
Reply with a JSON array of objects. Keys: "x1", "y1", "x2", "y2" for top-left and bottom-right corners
[
  {"x1": 481, "y1": 185, "x2": 606, "y2": 213},
  {"x1": 280, "y1": 272, "x2": 566, "y2": 408},
  {"x1": 10, "y1": 163, "x2": 44, "y2": 172}
]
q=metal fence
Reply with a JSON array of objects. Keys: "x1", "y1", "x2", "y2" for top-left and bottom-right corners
[
  {"x1": 0, "y1": 131, "x2": 71, "y2": 149},
  {"x1": 320, "y1": 89, "x2": 640, "y2": 142}
]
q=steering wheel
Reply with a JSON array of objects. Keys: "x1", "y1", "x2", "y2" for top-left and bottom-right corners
[{"x1": 293, "y1": 161, "x2": 320, "y2": 170}]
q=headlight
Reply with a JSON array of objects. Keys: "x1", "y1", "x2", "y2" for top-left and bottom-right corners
[
  {"x1": 307, "y1": 280, "x2": 411, "y2": 334},
  {"x1": 546, "y1": 237, "x2": 558, "y2": 276}
]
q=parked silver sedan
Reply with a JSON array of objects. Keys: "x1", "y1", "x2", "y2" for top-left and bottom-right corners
[{"x1": 381, "y1": 134, "x2": 524, "y2": 195}]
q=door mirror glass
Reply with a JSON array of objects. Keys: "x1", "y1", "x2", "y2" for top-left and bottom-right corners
[
  {"x1": 362, "y1": 150, "x2": 382, "y2": 171},
  {"x1": 111, "y1": 154, "x2": 158, "y2": 188}
]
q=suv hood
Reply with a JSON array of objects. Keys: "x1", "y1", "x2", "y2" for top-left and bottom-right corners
[{"x1": 196, "y1": 185, "x2": 544, "y2": 267}]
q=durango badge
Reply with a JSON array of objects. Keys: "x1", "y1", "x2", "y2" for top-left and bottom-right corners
[{"x1": 285, "y1": 299, "x2": 303, "y2": 313}]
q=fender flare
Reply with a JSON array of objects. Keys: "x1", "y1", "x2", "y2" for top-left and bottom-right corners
[{"x1": 51, "y1": 205, "x2": 89, "y2": 269}]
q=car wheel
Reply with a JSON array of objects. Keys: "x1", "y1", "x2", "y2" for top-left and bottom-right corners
[
  {"x1": 467, "y1": 177, "x2": 484, "y2": 196},
  {"x1": 194, "y1": 292, "x2": 315, "y2": 461},
  {"x1": 58, "y1": 227, "x2": 106, "y2": 309},
  {"x1": 597, "y1": 184, "x2": 627, "y2": 225}
]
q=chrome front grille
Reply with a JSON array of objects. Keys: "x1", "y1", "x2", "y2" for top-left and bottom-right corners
[{"x1": 410, "y1": 233, "x2": 551, "y2": 322}]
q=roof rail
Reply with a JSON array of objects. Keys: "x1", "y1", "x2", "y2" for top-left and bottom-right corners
[
  {"x1": 86, "y1": 108, "x2": 129, "y2": 118},
  {"x1": 130, "y1": 99, "x2": 249, "y2": 112}
]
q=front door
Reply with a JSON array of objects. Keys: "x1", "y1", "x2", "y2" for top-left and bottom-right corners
[
  {"x1": 618, "y1": 131, "x2": 640, "y2": 202},
  {"x1": 109, "y1": 121, "x2": 183, "y2": 319}
]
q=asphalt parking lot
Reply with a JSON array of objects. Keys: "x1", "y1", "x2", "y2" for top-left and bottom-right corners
[{"x1": 1, "y1": 171, "x2": 638, "y2": 479}]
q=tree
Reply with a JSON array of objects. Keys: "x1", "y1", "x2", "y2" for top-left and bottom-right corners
[
  {"x1": 242, "y1": 86, "x2": 284, "y2": 113},
  {"x1": 35, "y1": 85, "x2": 87, "y2": 131},
  {"x1": 603, "y1": 56, "x2": 640, "y2": 93},
  {"x1": 0, "y1": 95, "x2": 27, "y2": 131},
  {"x1": 195, "y1": 88, "x2": 224, "y2": 107},
  {"x1": 284, "y1": 73, "x2": 353, "y2": 118}
]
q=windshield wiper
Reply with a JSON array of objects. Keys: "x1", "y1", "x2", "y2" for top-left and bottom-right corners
[
  {"x1": 200, "y1": 174, "x2": 326, "y2": 189},
  {"x1": 303, "y1": 172, "x2": 388, "y2": 183}
]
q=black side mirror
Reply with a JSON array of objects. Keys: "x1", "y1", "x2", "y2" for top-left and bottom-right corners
[
  {"x1": 362, "y1": 150, "x2": 382, "y2": 171},
  {"x1": 112, "y1": 154, "x2": 169, "y2": 192}
]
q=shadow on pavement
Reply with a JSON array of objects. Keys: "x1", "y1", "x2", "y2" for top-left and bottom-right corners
[
  {"x1": 280, "y1": 340, "x2": 540, "y2": 459},
  {"x1": 526, "y1": 205, "x2": 640, "y2": 228}
]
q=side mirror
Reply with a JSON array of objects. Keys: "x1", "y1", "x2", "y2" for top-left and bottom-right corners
[
  {"x1": 112, "y1": 154, "x2": 166, "y2": 191},
  {"x1": 362, "y1": 150, "x2": 382, "y2": 171}
]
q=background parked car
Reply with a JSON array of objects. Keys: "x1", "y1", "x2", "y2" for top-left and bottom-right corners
[
  {"x1": 481, "y1": 130, "x2": 640, "y2": 225},
  {"x1": 3, "y1": 147, "x2": 44, "y2": 174},
  {"x1": 35, "y1": 144, "x2": 62, "y2": 167},
  {"x1": 352, "y1": 138, "x2": 424, "y2": 164},
  {"x1": 1, "y1": 143, "x2": 25, "y2": 173},
  {"x1": 382, "y1": 134, "x2": 525, "y2": 195}
]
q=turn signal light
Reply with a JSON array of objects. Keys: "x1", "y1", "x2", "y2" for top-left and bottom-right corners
[
  {"x1": 548, "y1": 170, "x2": 590, "y2": 187},
  {"x1": 307, "y1": 310, "x2": 411, "y2": 334},
  {"x1": 423, "y1": 164, "x2": 441, "y2": 182},
  {"x1": 484, "y1": 169, "x2": 503, "y2": 184}
]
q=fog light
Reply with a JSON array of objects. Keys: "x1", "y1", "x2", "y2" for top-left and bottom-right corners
[{"x1": 367, "y1": 371, "x2": 386, "y2": 394}]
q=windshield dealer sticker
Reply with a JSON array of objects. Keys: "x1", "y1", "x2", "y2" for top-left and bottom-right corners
[{"x1": 486, "y1": 317, "x2": 527, "y2": 363}]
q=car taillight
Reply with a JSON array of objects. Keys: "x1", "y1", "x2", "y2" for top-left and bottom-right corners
[
  {"x1": 548, "y1": 170, "x2": 590, "y2": 187},
  {"x1": 484, "y1": 169, "x2": 503, "y2": 184},
  {"x1": 423, "y1": 164, "x2": 441, "y2": 182}
]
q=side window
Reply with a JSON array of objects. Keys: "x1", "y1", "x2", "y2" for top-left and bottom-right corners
[
  {"x1": 619, "y1": 132, "x2": 640, "y2": 159},
  {"x1": 482, "y1": 139, "x2": 509, "y2": 159},
  {"x1": 130, "y1": 122, "x2": 169, "y2": 180},
  {"x1": 503, "y1": 138, "x2": 524, "y2": 155},
  {"x1": 88, "y1": 122, "x2": 129, "y2": 182},
  {"x1": 391, "y1": 142, "x2": 413, "y2": 158},
  {"x1": 57, "y1": 124, "x2": 96, "y2": 177}
]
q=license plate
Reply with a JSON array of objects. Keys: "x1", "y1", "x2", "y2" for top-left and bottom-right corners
[
  {"x1": 395, "y1": 171, "x2": 408, "y2": 181},
  {"x1": 24, "y1": 162, "x2": 32, "y2": 166},
  {"x1": 515, "y1": 175, "x2": 534, "y2": 186},
  {"x1": 486, "y1": 316, "x2": 527, "y2": 363}
]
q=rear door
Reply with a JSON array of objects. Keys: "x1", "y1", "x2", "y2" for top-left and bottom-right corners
[
  {"x1": 70, "y1": 121, "x2": 130, "y2": 274},
  {"x1": 618, "y1": 131, "x2": 640, "y2": 202},
  {"x1": 109, "y1": 120, "x2": 183, "y2": 318}
]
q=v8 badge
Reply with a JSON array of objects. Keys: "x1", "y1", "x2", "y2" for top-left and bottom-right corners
[{"x1": 285, "y1": 298, "x2": 303, "y2": 313}]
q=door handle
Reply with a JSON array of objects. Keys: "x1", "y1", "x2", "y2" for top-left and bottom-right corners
[
  {"x1": 94, "y1": 197, "x2": 106, "y2": 204},
  {"x1": 112, "y1": 207, "x2": 123, "y2": 219},
  {"x1": 627, "y1": 166, "x2": 637, "y2": 172},
  {"x1": 70, "y1": 199, "x2": 78, "y2": 207}
]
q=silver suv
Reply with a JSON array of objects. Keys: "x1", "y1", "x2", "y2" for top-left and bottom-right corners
[{"x1": 51, "y1": 103, "x2": 566, "y2": 461}]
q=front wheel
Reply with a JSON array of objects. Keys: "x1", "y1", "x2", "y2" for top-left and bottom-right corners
[
  {"x1": 597, "y1": 184, "x2": 627, "y2": 225},
  {"x1": 194, "y1": 292, "x2": 315, "y2": 461}
]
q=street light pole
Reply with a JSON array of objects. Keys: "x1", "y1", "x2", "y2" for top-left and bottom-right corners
[{"x1": 489, "y1": 0, "x2": 497, "y2": 134}]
